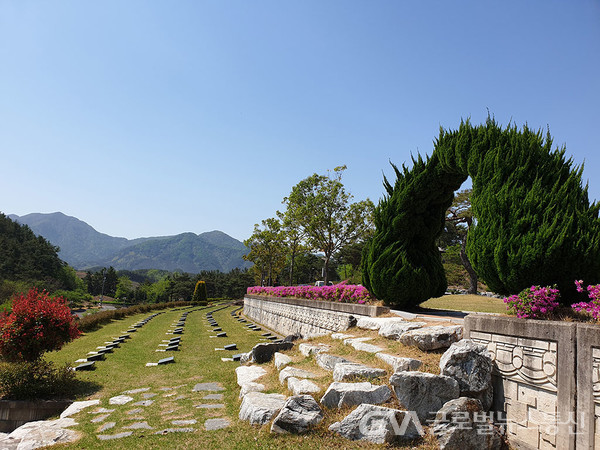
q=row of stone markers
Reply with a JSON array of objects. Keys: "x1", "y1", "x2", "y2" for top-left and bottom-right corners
[
  {"x1": 146, "y1": 309, "x2": 197, "y2": 366},
  {"x1": 204, "y1": 307, "x2": 240, "y2": 358},
  {"x1": 155, "y1": 310, "x2": 191, "y2": 353},
  {"x1": 73, "y1": 312, "x2": 162, "y2": 371},
  {"x1": 234, "y1": 316, "x2": 506, "y2": 447},
  {"x1": 233, "y1": 308, "x2": 282, "y2": 343}
]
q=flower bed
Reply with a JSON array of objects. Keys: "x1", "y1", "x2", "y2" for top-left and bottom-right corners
[{"x1": 246, "y1": 283, "x2": 374, "y2": 304}]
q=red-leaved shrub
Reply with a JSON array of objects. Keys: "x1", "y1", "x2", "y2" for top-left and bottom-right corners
[{"x1": 0, "y1": 289, "x2": 80, "y2": 361}]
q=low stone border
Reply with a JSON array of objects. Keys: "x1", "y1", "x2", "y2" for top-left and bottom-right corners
[{"x1": 244, "y1": 295, "x2": 388, "y2": 317}]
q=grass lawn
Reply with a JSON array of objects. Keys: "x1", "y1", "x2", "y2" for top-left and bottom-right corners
[
  {"x1": 40, "y1": 303, "x2": 443, "y2": 449},
  {"x1": 419, "y1": 294, "x2": 507, "y2": 314}
]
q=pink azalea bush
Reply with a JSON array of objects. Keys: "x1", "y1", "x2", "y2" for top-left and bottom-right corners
[
  {"x1": 503, "y1": 285, "x2": 560, "y2": 319},
  {"x1": 247, "y1": 282, "x2": 374, "y2": 304},
  {"x1": 571, "y1": 280, "x2": 600, "y2": 320}
]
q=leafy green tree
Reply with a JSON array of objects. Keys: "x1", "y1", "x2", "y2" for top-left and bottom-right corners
[
  {"x1": 115, "y1": 276, "x2": 134, "y2": 300},
  {"x1": 363, "y1": 119, "x2": 600, "y2": 307},
  {"x1": 277, "y1": 209, "x2": 307, "y2": 286},
  {"x1": 243, "y1": 218, "x2": 286, "y2": 286},
  {"x1": 283, "y1": 166, "x2": 374, "y2": 284},
  {"x1": 438, "y1": 189, "x2": 478, "y2": 293}
]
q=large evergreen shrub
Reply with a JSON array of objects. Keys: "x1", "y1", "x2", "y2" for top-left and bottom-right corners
[
  {"x1": 192, "y1": 280, "x2": 208, "y2": 304},
  {"x1": 363, "y1": 119, "x2": 600, "y2": 308}
]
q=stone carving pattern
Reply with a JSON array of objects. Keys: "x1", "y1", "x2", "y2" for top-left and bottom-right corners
[
  {"x1": 470, "y1": 331, "x2": 558, "y2": 449},
  {"x1": 243, "y1": 297, "x2": 354, "y2": 338},
  {"x1": 592, "y1": 347, "x2": 600, "y2": 448}
]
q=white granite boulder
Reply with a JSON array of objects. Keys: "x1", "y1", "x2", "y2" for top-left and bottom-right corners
[
  {"x1": 0, "y1": 418, "x2": 80, "y2": 449},
  {"x1": 399, "y1": 325, "x2": 463, "y2": 351},
  {"x1": 287, "y1": 377, "x2": 321, "y2": 395},
  {"x1": 298, "y1": 343, "x2": 330, "y2": 357},
  {"x1": 239, "y1": 392, "x2": 287, "y2": 425},
  {"x1": 329, "y1": 403, "x2": 424, "y2": 444},
  {"x1": 378, "y1": 321, "x2": 426, "y2": 340},
  {"x1": 356, "y1": 317, "x2": 407, "y2": 330},
  {"x1": 376, "y1": 353, "x2": 422, "y2": 372},
  {"x1": 315, "y1": 353, "x2": 352, "y2": 371},
  {"x1": 279, "y1": 366, "x2": 318, "y2": 385},
  {"x1": 320, "y1": 382, "x2": 392, "y2": 409},
  {"x1": 331, "y1": 333, "x2": 354, "y2": 340},
  {"x1": 239, "y1": 382, "x2": 265, "y2": 398},
  {"x1": 389, "y1": 371, "x2": 460, "y2": 421},
  {"x1": 332, "y1": 363, "x2": 387, "y2": 382},
  {"x1": 274, "y1": 352, "x2": 292, "y2": 370},
  {"x1": 270, "y1": 395, "x2": 324, "y2": 434},
  {"x1": 432, "y1": 397, "x2": 505, "y2": 449},
  {"x1": 236, "y1": 365, "x2": 267, "y2": 386},
  {"x1": 439, "y1": 339, "x2": 494, "y2": 410}
]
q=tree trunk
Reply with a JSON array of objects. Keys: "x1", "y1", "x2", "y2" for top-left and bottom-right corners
[
  {"x1": 460, "y1": 240, "x2": 478, "y2": 294},
  {"x1": 289, "y1": 251, "x2": 295, "y2": 286},
  {"x1": 323, "y1": 256, "x2": 330, "y2": 284}
]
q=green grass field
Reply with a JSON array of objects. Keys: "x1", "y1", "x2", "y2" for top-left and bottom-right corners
[
  {"x1": 419, "y1": 294, "x2": 507, "y2": 314},
  {"x1": 40, "y1": 303, "x2": 442, "y2": 449}
]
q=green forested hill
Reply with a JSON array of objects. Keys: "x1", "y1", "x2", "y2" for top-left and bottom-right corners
[
  {"x1": 8, "y1": 213, "x2": 250, "y2": 273},
  {"x1": 0, "y1": 213, "x2": 64, "y2": 281}
]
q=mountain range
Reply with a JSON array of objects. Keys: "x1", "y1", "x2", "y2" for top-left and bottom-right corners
[{"x1": 8, "y1": 212, "x2": 251, "y2": 273}]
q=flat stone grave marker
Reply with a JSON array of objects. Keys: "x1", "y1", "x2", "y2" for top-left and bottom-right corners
[
  {"x1": 86, "y1": 353, "x2": 105, "y2": 361},
  {"x1": 261, "y1": 333, "x2": 271, "y2": 337},
  {"x1": 172, "y1": 330, "x2": 183, "y2": 335},
  {"x1": 119, "y1": 334, "x2": 131, "y2": 339},
  {"x1": 93, "y1": 348, "x2": 112, "y2": 355},
  {"x1": 97, "y1": 432, "x2": 133, "y2": 440},
  {"x1": 232, "y1": 354, "x2": 244, "y2": 361},
  {"x1": 204, "y1": 418, "x2": 231, "y2": 431},
  {"x1": 224, "y1": 344, "x2": 237, "y2": 350},
  {"x1": 253, "y1": 327, "x2": 262, "y2": 331},
  {"x1": 74, "y1": 361, "x2": 96, "y2": 371},
  {"x1": 104, "y1": 343, "x2": 119, "y2": 349},
  {"x1": 126, "y1": 328, "x2": 137, "y2": 333},
  {"x1": 158, "y1": 357, "x2": 175, "y2": 365},
  {"x1": 96, "y1": 346, "x2": 113, "y2": 352},
  {"x1": 212, "y1": 328, "x2": 222, "y2": 332},
  {"x1": 165, "y1": 345, "x2": 179, "y2": 351},
  {"x1": 192, "y1": 382, "x2": 225, "y2": 392},
  {"x1": 216, "y1": 332, "x2": 227, "y2": 337}
]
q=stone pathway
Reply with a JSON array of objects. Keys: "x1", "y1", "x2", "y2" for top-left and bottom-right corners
[{"x1": 90, "y1": 380, "x2": 232, "y2": 442}]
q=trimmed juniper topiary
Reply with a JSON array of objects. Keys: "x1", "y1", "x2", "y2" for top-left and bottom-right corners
[
  {"x1": 192, "y1": 280, "x2": 208, "y2": 304},
  {"x1": 363, "y1": 118, "x2": 600, "y2": 308}
]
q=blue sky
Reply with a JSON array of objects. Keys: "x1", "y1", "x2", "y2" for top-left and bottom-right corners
[{"x1": 1, "y1": 1, "x2": 599, "y2": 242}]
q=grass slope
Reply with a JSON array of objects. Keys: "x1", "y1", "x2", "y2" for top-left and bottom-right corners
[{"x1": 45, "y1": 304, "x2": 436, "y2": 448}]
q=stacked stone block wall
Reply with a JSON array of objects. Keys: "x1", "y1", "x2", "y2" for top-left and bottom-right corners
[{"x1": 243, "y1": 295, "x2": 387, "y2": 338}]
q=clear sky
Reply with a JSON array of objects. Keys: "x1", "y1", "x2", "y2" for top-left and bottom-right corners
[{"x1": 1, "y1": 1, "x2": 599, "y2": 242}]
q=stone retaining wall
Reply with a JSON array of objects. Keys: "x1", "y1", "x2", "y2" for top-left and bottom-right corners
[
  {"x1": 243, "y1": 295, "x2": 389, "y2": 338},
  {"x1": 464, "y1": 315, "x2": 600, "y2": 450},
  {"x1": 0, "y1": 400, "x2": 72, "y2": 432}
]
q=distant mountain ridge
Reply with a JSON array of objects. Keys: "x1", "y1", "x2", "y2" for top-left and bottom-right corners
[{"x1": 8, "y1": 212, "x2": 251, "y2": 273}]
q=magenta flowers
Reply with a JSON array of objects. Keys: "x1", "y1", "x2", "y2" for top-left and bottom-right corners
[
  {"x1": 247, "y1": 283, "x2": 374, "y2": 304},
  {"x1": 503, "y1": 285, "x2": 560, "y2": 319},
  {"x1": 571, "y1": 280, "x2": 600, "y2": 320}
]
